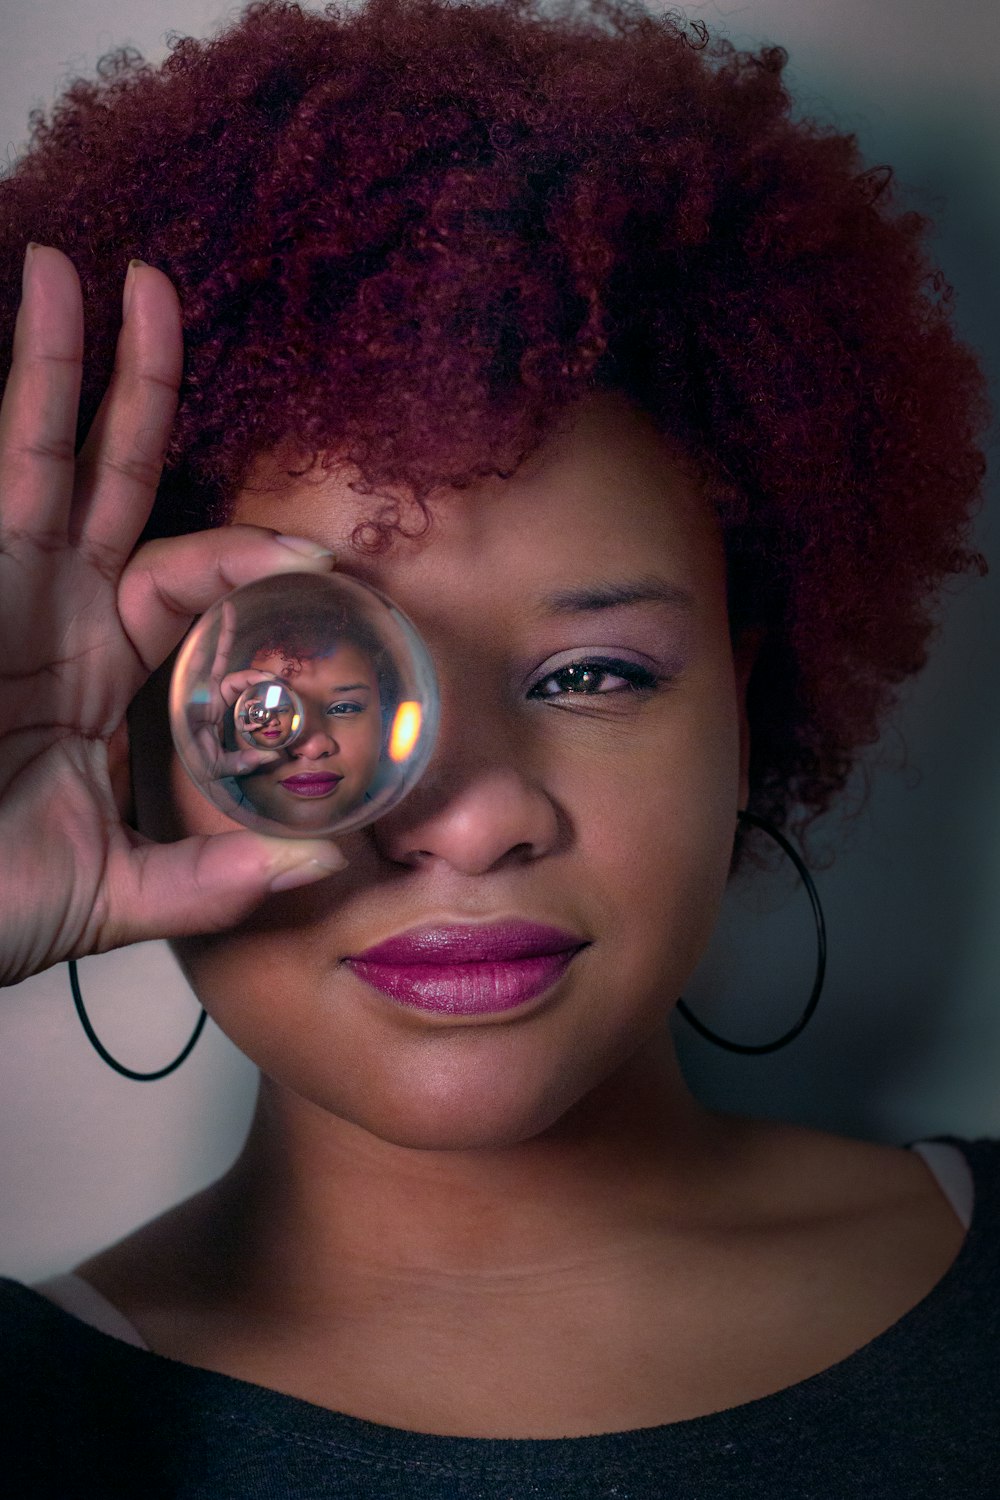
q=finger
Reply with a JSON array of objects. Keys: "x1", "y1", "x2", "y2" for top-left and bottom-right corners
[
  {"x1": 70, "y1": 260, "x2": 183, "y2": 558},
  {"x1": 101, "y1": 830, "x2": 348, "y2": 947},
  {"x1": 189, "y1": 721, "x2": 280, "y2": 776},
  {"x1": 190, "y1": 720, "x2": 282, "y2": 776},
  {"x1": 218, "y1": 669, "x2": 276, "y2": 709},
  {"x1": 0, "y1": 244, "x2": 83, "y2": 536},
  {"x1": 176, "y1": 597, "x2": 228, "y2": 693},
  {"x1": 218, "y1": 747, "x2": 282, "y2": 776},
  {"x1": 209, "y1": 599, "x2": 238, "y2": 687},
  {"x1": 117, "y1": 527, "x2": 335, "y2": 674}
]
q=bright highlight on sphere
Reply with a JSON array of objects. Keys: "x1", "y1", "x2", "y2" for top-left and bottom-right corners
[
  {"x1": 389, "y1": 701, "x2": 423, "y2": 762},
  {"x1": 169, "y1": 571, "x2": 440, "y2": 838}
]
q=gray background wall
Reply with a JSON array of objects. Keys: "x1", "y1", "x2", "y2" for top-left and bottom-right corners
[{"x1": 1, "y1": 0, "x2": 997, "y2": 1281}]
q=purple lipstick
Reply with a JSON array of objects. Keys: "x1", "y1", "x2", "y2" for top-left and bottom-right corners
[
  {"x1": 344, "y1": 921, "x2": 587, "y2": 1016},
  {"x1": 279, "y1": 772, "x2": 344, "y2": 798}
]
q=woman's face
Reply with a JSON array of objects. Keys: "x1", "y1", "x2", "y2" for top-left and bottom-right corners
[
  {"x1": 235, "y1": 645, "x2": 382, "y2": 829},
  {"x1": 135, "y1": 391, "x2": 752, "y2": 1150}
]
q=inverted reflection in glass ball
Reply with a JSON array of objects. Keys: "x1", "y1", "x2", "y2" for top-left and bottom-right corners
[
  {"x1": 234, "y1": 679, "x2": 302, "y2": 751},
  {"x1": 169, "y1": 571, "x2": 439, "y2": 838}
]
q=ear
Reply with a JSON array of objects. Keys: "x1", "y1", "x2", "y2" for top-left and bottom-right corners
[{"x1": 733, "y1": 628, "x2": 763, "y2": 811}]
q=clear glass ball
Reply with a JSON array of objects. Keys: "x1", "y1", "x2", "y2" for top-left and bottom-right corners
[
  {"x1": 233, "y1": 679, "x2": 303, "y2": 751},
  {"x1": 169, "y1": 571, "x2": 439, "y2": 838}
]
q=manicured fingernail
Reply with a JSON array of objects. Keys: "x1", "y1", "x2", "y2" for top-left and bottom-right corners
[
  {"x1": 274, "y1": 534, "x2": 335, "y2": 559},
  {"x1": 268, "y1": 850, "x2": 348, "y2": 893},
  {"x1": 122, "y1": 258, "x2": 147, "y2": 322}
]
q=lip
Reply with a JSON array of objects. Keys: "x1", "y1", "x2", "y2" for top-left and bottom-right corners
[
  {"x1": 279, "y1": 772, "x2": 344, "y2": 798},
  {"x1": 344, "y1": 921, "x2": 588, "y2": 1016}
]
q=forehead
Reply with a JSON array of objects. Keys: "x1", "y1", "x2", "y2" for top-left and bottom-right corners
[
  {"x1": 232, "y1": 392, "x2": 725, "y2": 608},
  {"x1": 252, "y1": 643, "x2": 378, "y2": 686}
]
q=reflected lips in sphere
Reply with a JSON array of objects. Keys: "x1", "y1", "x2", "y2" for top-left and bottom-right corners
[
  {"x1": 280, "y1": 773, "x2": 344, "y2": 798},
  {"x1": 170, "y1": 571, "x2": 439, "y2": 838}
]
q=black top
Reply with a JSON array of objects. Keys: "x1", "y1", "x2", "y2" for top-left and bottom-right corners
[{"x1": 2, "y1": 1135, "x2": 999, "y2": 1498}]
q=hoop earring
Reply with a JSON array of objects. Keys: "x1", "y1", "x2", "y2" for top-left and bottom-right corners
[
  {"x1": 675, "y1": 809, "x2": 827, "y2": 1056},
  {"x1": 68, "y1": 958, "x2": 207, "y2": 1082}
]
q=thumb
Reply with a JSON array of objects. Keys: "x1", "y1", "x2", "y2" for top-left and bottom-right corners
[{"x1": 103, "y1": 832, "x2": 348, "y2": 946}]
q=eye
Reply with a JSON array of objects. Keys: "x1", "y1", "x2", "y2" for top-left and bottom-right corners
[
  {"x1": 528, "y1": 657, "x2": 662, "y2": 700},
  {"x1": 326, "y1": 700, "x2": 366, "y2": 716},
  {"x1": 240, "y1": 699, "x2": 271, "y2": 724}
]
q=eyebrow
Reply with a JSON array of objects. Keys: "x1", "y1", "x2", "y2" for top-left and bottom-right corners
[
  {"x1": 328, "y1": 682, "x2": 372, "y2": 692},
  {"x1": 540, "y1": 578, "x2": 695, "y2": 615}
]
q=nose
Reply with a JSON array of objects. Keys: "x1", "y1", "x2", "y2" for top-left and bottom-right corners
[
  {"x1": 290, "y1": 705, "x2": 339, "y2": 761},
  {"x1": 371, "y1": 703, "x2": 562, "y2": 875}
]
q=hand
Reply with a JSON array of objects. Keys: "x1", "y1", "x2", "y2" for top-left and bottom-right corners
[
  {"x1": 185, "y1": 600, "x2": 287, "y2": 780},
  {"x1": 0, "y1": 245, "x2": 346, "y2": 987}
]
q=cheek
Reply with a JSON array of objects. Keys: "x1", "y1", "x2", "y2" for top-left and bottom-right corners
[
  {"x1": 152, "y1": 640, "x2": 744, "y2": 1143},
  {"x1": 342, "y1": 717, "x2": 381, "y2": 768},
  {"x1": 565, "y1": 670, "x2": 741, "y2": 992}
]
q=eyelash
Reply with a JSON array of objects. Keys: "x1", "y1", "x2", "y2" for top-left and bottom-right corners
[{"x1": 527, "y1": 657, "x2": 664, "y2": 701}]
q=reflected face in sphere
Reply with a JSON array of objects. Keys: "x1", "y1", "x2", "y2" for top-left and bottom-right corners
[
  {"x1": 138, "y1": 391, "x2": 753, "y2": 1153},
  {"x1": 236, "y1": 693, "x2": 295, "y2": 748},
  {"x1": 236, "y1": 644, "x2": 382, "y2": 829}
]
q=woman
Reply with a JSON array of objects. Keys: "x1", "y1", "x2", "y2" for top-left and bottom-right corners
[
  {"x1": 0, "y1": 0, "x2": 995, "y2": 1492},
  {"x1": 221, "y1": 608, "x2": 391, "y2": 827}
]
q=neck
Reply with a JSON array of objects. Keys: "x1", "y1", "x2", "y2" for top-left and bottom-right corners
[{"x1": 197, "y1": 1033, "x2": 737, "y2": 1312}]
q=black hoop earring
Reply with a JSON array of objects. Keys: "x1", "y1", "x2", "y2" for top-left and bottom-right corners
[
  {"x1": 675, "y1": 809, "x2": 827, "y2": 1056},
  {"x1": 68, "y1": 958, "x2": 207, "y2": 1082}
]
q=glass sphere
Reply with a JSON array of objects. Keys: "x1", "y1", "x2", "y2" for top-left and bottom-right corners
[
  {"x1": 170, "y1": 570, "x2": 439, "y2": 838},
  {"x1": 233, "y1": 679, "x2": 303, "y2": 751}
]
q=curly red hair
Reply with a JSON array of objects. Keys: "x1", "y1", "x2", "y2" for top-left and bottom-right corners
[{"x1": 0, "y1": 0, "x2": 988, "y2": 830}]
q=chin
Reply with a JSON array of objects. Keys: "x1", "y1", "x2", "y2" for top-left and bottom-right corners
[
  {"x1": 360, "y1": 1105, "x2": 569, "y2": 1154},
  {"x1": 290, "y1": 1057, "x2": 601, "y2": 1154}
]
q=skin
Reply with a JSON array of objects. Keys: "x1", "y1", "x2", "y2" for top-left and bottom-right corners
[
  {"x1": 106, "y1": 393, "x2": 964, "y2": 1438},
  {"x1": 234, "y1": 645, "x2": 382, "y2": 829},
  {"x1": 0, "y1": 248, "x2": 965, "y2": 1440},
  {"x1": 236, "y1": 691, "x2": 294, "y2": 748},
  {"x1": 0, "y1": 247, "x2": 348, "y2": 996}
]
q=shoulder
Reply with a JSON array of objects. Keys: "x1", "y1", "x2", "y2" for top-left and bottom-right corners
[
  {"x1": 0, "y1": 1274, "x2": 152, "y2": 1393},
  {"x1": 0, "y1": 1277, "x2": 148, "y2": 1489},
  {"x1": 0, "y1": 1277, "x2": 258, "y2": 1494},
  {"x1": 723, "y1": 1117, "x2": 999, "y2": 1224},
  {"x1": 712, "y1": 1119, "x2": 998, "y2": 1328}
]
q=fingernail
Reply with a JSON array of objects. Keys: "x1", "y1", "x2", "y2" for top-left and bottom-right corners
[
  {"x1": 122, "y1": 258, "x2": 147, "y2": 322},
  {"x1": 268, "y1": 850, "x2": 348, "y2": 893},
  {"x1": 274, "y1": 534, "x2": 335, "y2": 559}
]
